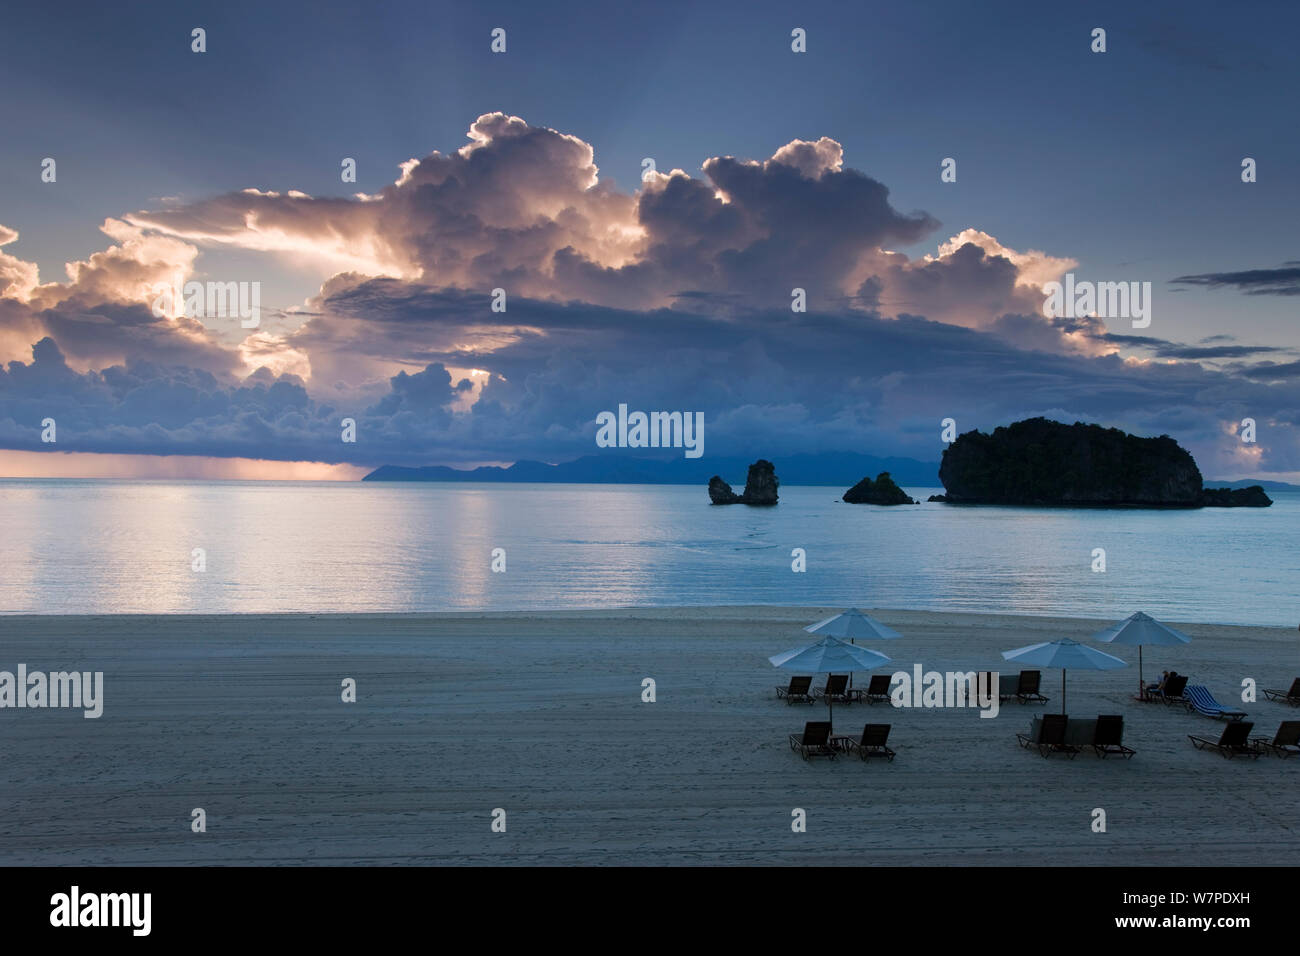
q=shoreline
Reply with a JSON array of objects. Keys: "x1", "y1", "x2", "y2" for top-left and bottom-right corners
[{"x1": 2, "y1": 605, "x2": 1292, "y2": 632}]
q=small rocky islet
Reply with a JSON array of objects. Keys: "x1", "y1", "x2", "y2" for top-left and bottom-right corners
[
  {"x1": 708, "y1": 459, "x2": 780, "y2": 505},
  {"x1": 842, "y1": 472, "x2": 917, "y2": 505}
]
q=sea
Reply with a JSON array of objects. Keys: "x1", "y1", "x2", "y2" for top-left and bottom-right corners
[{"x1": 0, "y1": 480, "x2": 1295, "y2": 626}]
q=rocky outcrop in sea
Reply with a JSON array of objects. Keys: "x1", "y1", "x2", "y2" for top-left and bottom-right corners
[
  {"x1": 843, "y1": 472, "x2": 917, "y2": 505},
  {"x1": 709, "y1": 459, "x2": 779, "y2": 505}
]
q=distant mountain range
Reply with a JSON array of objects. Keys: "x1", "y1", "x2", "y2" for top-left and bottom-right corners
[
  {"x1": 1204, "y1": 479, "x2": 1298, "y2": 491},
  {"x1": 361, "y1": 454, "x2": 1298, "y2": 492},
  {"x1": 363, "y1": 453, "x2": 943, "y2": 487}
]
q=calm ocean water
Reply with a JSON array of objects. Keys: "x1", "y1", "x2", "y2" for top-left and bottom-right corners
[{"x1": 0, "y1": 480, "x2": 1295, "y2": 625}]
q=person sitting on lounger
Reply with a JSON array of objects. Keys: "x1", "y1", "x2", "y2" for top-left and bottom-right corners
[{"x1": 1147, "y1": 671, "x2": 1169, "y2": 694}]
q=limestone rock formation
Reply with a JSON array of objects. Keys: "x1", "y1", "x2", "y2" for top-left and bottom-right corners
[
  {"x1": 709, "y1": 459, "x2": 779, "y2": 505},
  {"x1": 708, "y1": 475, "x2": 741, "y2": 504},
  {"x1": 937, "y1": 418, "x2": 1203, "y2": 507},
  {"x1": 843, "y1": 472, "x2": 917, "y2": 505}
]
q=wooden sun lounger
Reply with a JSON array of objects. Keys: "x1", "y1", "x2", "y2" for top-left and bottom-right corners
[
  {"x1": 776, "y1": 675, "x2": 816, "y2": 704},
  {"x1": 1262, "y1": 678, "x2": 1300, "y2": 706},
  {"x1": 789, "y1": 720, "x2": 837, "y2": 760},
  {"x1": 1014, "y1": 670, "x2": 1049, "y2": 704},
  {"x1": 1016, "y1": 712, "x2": 1077, "y2": 758},
  {"x1": 998, "y1": 673, "x2": 1018, "y2": 701},
  {"x1": 1189, "y1": 721, "x2": 1260, "y2": 759},
  {"x1": 1091, "y1": 714, "x2": 1136, "y2": 759},
  {"x1": 817, "y1": 674, "x2": 855, "y2": 705},
  {"x1": 1147, "y1": 673, "x2": 1189, "y2": 706},
  {"x1": 862, "y1": 673, "x2": 893, "y2": 703},
  {"x1": 1251, "y1": 721, "x2": 1300, "y2": 758},
  {"x1": 839, "y1": 723, "x2": 896, "y2": 761}
]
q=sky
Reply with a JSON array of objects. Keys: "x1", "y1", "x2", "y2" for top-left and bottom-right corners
[{"x1": 1, "y1": 0, "x2": 1298, "y2": 480}]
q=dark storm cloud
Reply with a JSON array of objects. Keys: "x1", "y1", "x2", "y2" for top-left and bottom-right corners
[
  {"x1": 1237, "y1": 359, "x2": 1300, "y2": 380},
  {"x1": 6, "y1": 287, "x2": 1299, "y2": 478}
]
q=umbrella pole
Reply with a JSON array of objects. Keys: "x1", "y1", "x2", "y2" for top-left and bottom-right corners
[
  {"x1": 1062, "y1": 669, "x2": 1067, "y2": 715},
  {"x1": 1139, "y1": 645, "x2": 1144, "y2": 698}
]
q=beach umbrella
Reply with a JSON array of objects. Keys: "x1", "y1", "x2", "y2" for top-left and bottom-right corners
[
  {"x1": 804, "y1": 608, "x2": 903, "y2": 641},
  {"x1": 770, "y1": 635, "x2": 892, "y2": 728},
  {"x1": 805, "y1": 609, "x2": 901, "y2": 691},
  {"x1": 1001, "y1": 638, "x2": 1127, "y2": 714},
  {"x1": 1089, "y1": 611, "x2": 1191, "y2": 699}
]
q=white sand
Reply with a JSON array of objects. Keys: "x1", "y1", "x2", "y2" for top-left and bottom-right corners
[{"x1": 0, "y1": 606, "x2": 1296, "y2": 865}]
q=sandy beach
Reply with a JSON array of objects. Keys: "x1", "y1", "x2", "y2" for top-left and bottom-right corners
[{"x1": 0, "y1": 606, "x2": 1296, "y2": 865}]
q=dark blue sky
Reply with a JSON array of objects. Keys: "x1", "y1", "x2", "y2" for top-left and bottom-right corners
[{"x1": 1, "y1": 0, "x2": 1297, "y2": 478}]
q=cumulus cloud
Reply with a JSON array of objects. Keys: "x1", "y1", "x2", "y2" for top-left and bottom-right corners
[
  {"x1": 0, "y1": 218, "x2": 234, "y2": 374},
  {"x1": 2, "y1": 113, "x2": 1298, "y2": 478},
  {"x1": 0, "y1": 226, "x2": 40, "y2": 301},
  {"x1": 122, "y1": 114, "x2": 955, "y2": 312},
  {"x1": 125, "y1": 116, "x2": 1092, "y2": 365}
]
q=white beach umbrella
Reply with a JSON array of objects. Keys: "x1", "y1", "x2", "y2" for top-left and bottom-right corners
[
  {"x1": 770, "y1": 635, "x2": 892, "y2": 727},
  {"x1": 1001, "y1": 638, "x2": 1127, "y2": 714},
  {"x1": 804, "y1": 608, "x2": 903, "y2": 640},
  {"x1": 1089, "y1": 611, "x2": 1191, "y2": 698}
]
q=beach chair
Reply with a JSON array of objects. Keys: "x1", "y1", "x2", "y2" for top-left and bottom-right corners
[
  {"x1": 1189, "y1": 721, "x2": 1259, "y2": 759},
  {"x1": 1015, "y1": 670, "x2": 1049, "y2": 704},
  {"x1": 1023, "y1": 713, "x2": 1077, "y2": 758},
  {"x1": 842, "y1": 723, "x2": 896, "y2": 761},
  {"x1": 1185, "y1": 684, "x2": 1248, "y2": 721},
  {"x1": 776, "y1": 675, "x2": 816, "y2": 704},
  {"x1": 818, "y1": 674, "x2": 853, "y2": 705},
  {"x1": 1262, "y1": 678, "x2": 1300, "y2": 706},
  {"x1": 862, "y1": 673, "x2": 893, "y2": 703},
  {"x1": 1150, "y1": 673, "x2": 1189, "y2": 707},
  {"x1": 1091, "y1": 714, "x2": 1136, "y2": 759},
  {"x1": 1251, "y1": 721, "x2": 1300, "y2": 758},
  {"x1": 789, "y1": 721, "x2": 837, "y2": 760},
  {"x1": 998, "y1": 673, "x2": 1019, "y2": 702}
]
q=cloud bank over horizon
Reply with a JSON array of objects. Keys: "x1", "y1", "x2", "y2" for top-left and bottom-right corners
[{"x1": 2, "y1": 113, "x2": 1297, "y2": 478}]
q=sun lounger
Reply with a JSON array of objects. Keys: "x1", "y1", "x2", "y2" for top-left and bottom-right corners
[
  {"x1": 1184, "y1": 684, "x2": 1248, "y2": 721},
  {"x1": 998, "y1": 673, "x2": 1018, "y2": 701},
  {"x1": 1016, "y1": 712, "x2": 1077, "y2": 758},
  {"x1": 840, "y1": 723, "x2": 896, "y2": 761},
  {"x1": 862, "y1": 673, "x2": 893, "y2": 703},
  {"x1": 1018, "y1": 715, "x2": 1096, "y2": 748},
  {"x1": 776, "y1": 675, "x2": 816, "y2": 704},
  {"x1": 817, "y1": 674, "x2": 854, "y2": 705},
  {"x1": 1251, "y1": 721, "x2": 1300, "y2": 758},
  {"x1": 1091, "y1": 714, "x2": 1136, "y2": 759},
  {"x1": 1014, "y1": 670, "x2": 1049, "y2": 704},
  {"x1": 1189, "y1": 721, "x2": 1258, "y2": 758},
  {"x1": 1262, "y1": 678, "x2": 1300, "y2": 706},
  {"x1": 789, "y1": 720, "x2": 837, "y2": 760},
  {"x1": 1148, "y1": 673, "x2": 1189, "y2": 706}
]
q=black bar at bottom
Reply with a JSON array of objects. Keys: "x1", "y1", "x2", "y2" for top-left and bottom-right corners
[{"x1": 2, "y1": 865, "x2": 1275, "y2": 941}]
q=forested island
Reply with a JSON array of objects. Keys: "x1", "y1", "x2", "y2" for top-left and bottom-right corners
[{"x1": 928, "y1": 418, "x2": 1271, "y2": 508}]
